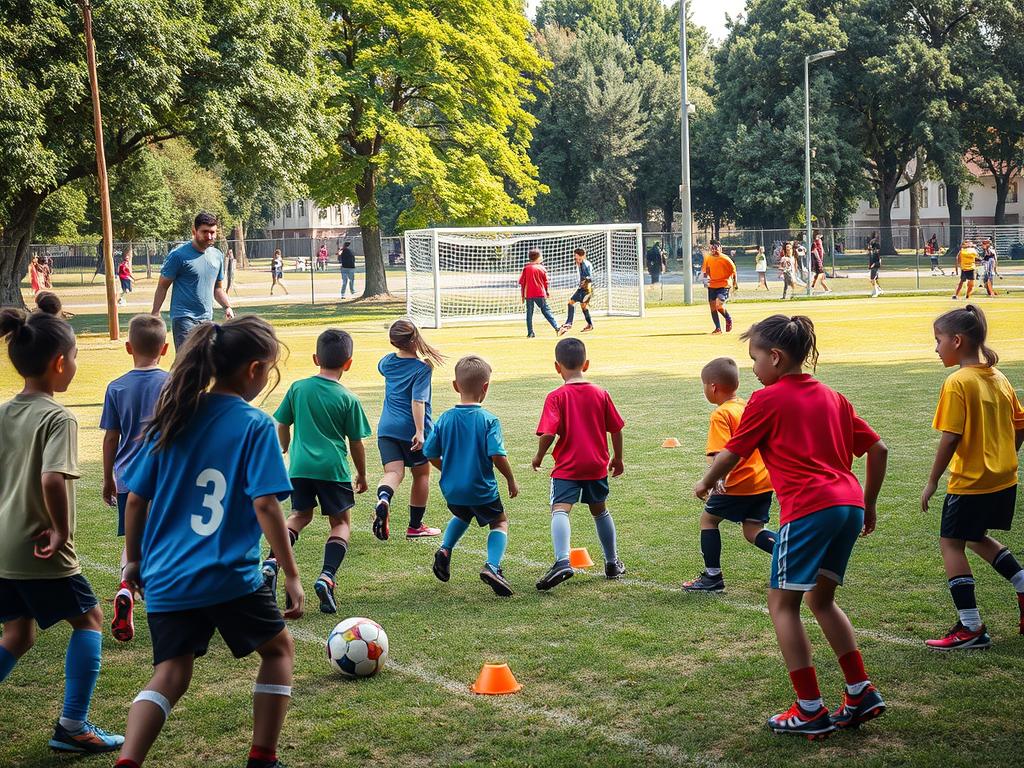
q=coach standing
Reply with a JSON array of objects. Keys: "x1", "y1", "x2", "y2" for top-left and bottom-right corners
[{"x1": 151, "y1": 211, "x2": 235, "y2": 349}]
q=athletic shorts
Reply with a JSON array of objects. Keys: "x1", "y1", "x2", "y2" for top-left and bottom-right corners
[
  {"x1": 147, "y1": 584, "x2": 285, "y2": 666},
  {"x1": 940, "y1": 485, "x2": 1016, "y2": 542},
  {"x1": 448, "y1": 498, "x2": 506, "y2": 527},
  {"x1": 960, "y1": 269, "x2": 976, "y2": 281},
  {"x1": 550, "y1": 477, "x2": 610, "y2": 506},
  {"x1": 704, "y1": 491, "x2": 773, "y2": 525},
  {"x1": 378, "y1": 436, "x2": 428, "y2": 468},
  {"x1": 812, "y1": 263, "x2": 824, "y2": 275},
  {"x1": 0, "y1": 574, "x2": 99, "y2": 629},
  {"x1": 707, "y1": 287, "x2": 730, "y2": 303},
  {"x1": 273, "y1": 268, "x2": 283, "y2": 279},
  {"x1": 117, "y1": 492, "x2": 129, "y2": 537},
  {"x1": 771, "y1": 506, "x2": 864, "y2": 591},
  {"x1": 291, "y1": 478, "x2": 355, "y2": 516},
  {"x1": 120, "y1": 278, "x2": 132, "y2": 292},
  {"x1": 869, "y1": 266, "x2": 880, "y2": 280},
  {"x1": 930, "y1": 257, "x2": 939, "y2": 266},
  {"x1": 570, "y1": 287, "x2": 593, "y2": 304}
]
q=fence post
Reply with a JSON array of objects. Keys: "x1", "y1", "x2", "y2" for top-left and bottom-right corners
[{"x1": 310, "y1": 242, "x2": 315, "y2": 306}]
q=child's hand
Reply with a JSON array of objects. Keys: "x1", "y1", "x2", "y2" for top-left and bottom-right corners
[
  {"x1": 102, "y1": 480, "x2": 117, "y2": 507},
  {"x1": 354, "y1": 474, "x2": 368, "y2": 494},
  {"x1": 531, "y1": 454, "x2": 544, "y2": 472},
  {"x1": 608, "y1": 457, "x2": 624, "y2": 477},
  {"x1": 693, "y1": 480, "x2": 711, "y2": 501},
  {"x1": 508, "y1": 478, "x2": 520, "y2": 499},
  {"x1": 411, "y1": 432, "x2": 424, "y2": 452},
  {"x1": 862, "y1": 504, "x2": 877, "y2": 536},
  {"x1": 32, "y1": 528, "x2": 67, "y2": 559},
  {"x1": 283, "y1": 575, "x2": 304, "y2": 620},
  {"x1": 920, "y1": 480, "x2": 937, "y2": 512}
]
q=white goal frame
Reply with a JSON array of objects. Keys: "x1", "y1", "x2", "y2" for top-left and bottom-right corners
[{"x1": 404, "y1": 224, "x2": 645, "y2": 328}]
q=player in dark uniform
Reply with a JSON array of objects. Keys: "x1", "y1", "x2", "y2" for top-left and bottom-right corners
[{"x1": 558, "y1": 248, "x2": 594, "y2": 335}]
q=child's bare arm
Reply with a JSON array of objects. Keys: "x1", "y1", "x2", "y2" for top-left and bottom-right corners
[
  {"x1": 609, "y1": 431, "x2": 624, "y2": 476},
  {"x1": 276, "y1": 423, "x2": 291, "y2": 453},
  {"x1": 862, "y1": 439, "x2": 888, "y2": 535},
  {"x1": 694, "y1": 450, "x2": 742, "y2": 500},
  {"x1": 122, "y1": 492, "x2": 150, "y2": 590},
  {"x1": 492, "y1": 455, "x2": 519, "y2": 497},
  {"x1": 349, "y1": 438, "x2": 368, "y2": 493},
  {"x1": 36, "y1": 472, "x2": 71, "y2": 559},
  {"x1": 921, "y1": 431, "x2": 960, "y2": 512},
  {"x1": 411, "y1": 401, "x2": 426, "y2": 450},
  {"x1": 254, "y1": 494, "x2": 304, "y2": 619},
  {"x1": 102, "y1": 429, "x2": 120, "y2": 506},
  {"x1": 532, "y1": 434, "x2": 556, "y2": 470}
]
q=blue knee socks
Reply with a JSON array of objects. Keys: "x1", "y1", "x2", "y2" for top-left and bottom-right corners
[
  {"x1": 486, "y1": 530, "x2": 508, "y2": 570},
  {"x1": 593, "y1": 510, "x2": 617, "y2": 562},
  {"x1": 551, "y1": 511, "x2": 571, "y2": 563},
  {"x1": 61, "y1": 629, "x2": 102, "y2": 727},
  {"x1": 441, "y1": 517, "x2": 470, "y2": 551},
  {"x1": 0, "y1": 646, "x2": 17, "y2": 683},
  {"x1": 566, "y1": 304, "x2": 575, "y2": 324}
]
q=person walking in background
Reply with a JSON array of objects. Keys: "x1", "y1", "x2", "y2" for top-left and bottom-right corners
[
  {"x1": 646, "y1": 241, "x2": 665, "y2": 284},
  {"x1": 980, "y1": 239, "x2": 997, "y2": 296},
  {"x1": 117, "y1": 253, "x2": 135, "y2": 306},
  {"x1": 28, "y1": 255, "x2": 42, "y2": 295},
  {"x1": 270, "y1": 250, "x2": 289, "y2": 296},
  {"x1": 42, "y1": 257, "x2": 54, "y2": 289},
  {"x1": 338, "y1": 241, "x2": 357, "y2": 298},
  {"x1": 779, "y1": 245, "x2": 797, "y2": 300},
  {"x1": 317, "y1": 243, "x2": 329, "y2": 272},
  {"x1": 928, "y1": 235, "x2": 945, "y2": 276},
  {"x1": 518, "y1": 249, "x2": 560, "y2": 338},
  {"x1": 810, "y1": 233, "x2": 831, "y2": 294},
  {"x1": 755, "y1": 246, "x2": 769, "y2": 290},
  {"x1": 952, "y1": 240, "x2": 977, "y2": 300},
  {"x1": 868, "y1": 242, "x2": 884, "y2": 297}
]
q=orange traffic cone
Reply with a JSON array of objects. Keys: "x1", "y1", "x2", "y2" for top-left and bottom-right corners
[
  {"x1": 471, "y1": 663, "x2": 522, "y2": 695},
  {"x1": 569, "y1": 547, "x2": 594, "y2": 568},
  {"x1": 661, "y1": 437, "x2": 681, "y2": 448}
]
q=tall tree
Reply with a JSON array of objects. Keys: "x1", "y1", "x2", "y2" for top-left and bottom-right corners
[{"x1": 108, "y1": 148, "x2": 177, "y2": 242}]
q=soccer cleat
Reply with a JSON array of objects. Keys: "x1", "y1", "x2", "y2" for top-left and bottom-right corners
[
  {"x1": 314, "y1": 576, "x2": 337, "y2": 614},
  {"x1": 373, "y1": 498, "x2": 390, "y2": 541},
  {"x1": 557, "y1": 324, "x2": 571, "y2": 336},
  {"x1": 261, "y1": 559, "x2": 279, "y2": 595},
  {"x1": 682, "y1": 571, "x2": 725, "y2": 593},
  {"x1": 604, "y1": 559, "x2": 626, "y2": 580},
  {"x1": 951, "y1": 294, "x2": 959, "y2": 300},
  {"x1": 581, "y1": 324, "x2": 594, "y2": 333},
  {"x1": 536, "y1": 561, "x2": 574, "y2": 591},
  {"x1": 110, "y1": 585, "x2": 135, "y2": 642},
  {"x1": 406, "y1": 524, "x2": 441, "y2": 538},
  {"x1": 725, "y1": 317, "x2": 733, "y2": 333},
  {"x1": 766, "y1": 702, "x2": 835, "y2": 740},
  {"x1": 830, "y1": 685, "x2": 886, "y2": 729},
  {"x1": 48, "y1": 721, "x2": 124, "y2": 753},
  {"x1": 925, "y1": 621, "x2": 992, "y2": 651},
  {"x1": 432, "y1": 548, "x2": 451, "y2": 582},
  {"x1": 711, "y1": 329, "x2": 723, "y2": 335},
  {"x1": 480, "y1": 564, "x2": 514, "y2": 597},
  {"x1": 527, "y1": 332, "x2": 536, "y2": 338}
]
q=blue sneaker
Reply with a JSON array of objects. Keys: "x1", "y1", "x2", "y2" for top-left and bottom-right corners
[
  {"x1": 830, "y1": 685, "x2": 886, "y2": 729},
  {"x1": 314, "y1": 575, "x2": 337, "y2": 614},
  {"x1": 49, "y1": 721, "x2": 124, "y2": 753},
  {"x1": 261, "y1": 559, "x2": 279, "y2": 596}
]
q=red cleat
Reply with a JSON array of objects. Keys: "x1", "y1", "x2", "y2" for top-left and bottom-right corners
[
  {"x1": 406, "y1": 524, "x2": 441, "y2": 539},
  {"x1": 925, "y1": 621, "x2": 991, "y2": 651},
  {"x1": 110, "y1": 585, "x2": 134, "y2": 642}
]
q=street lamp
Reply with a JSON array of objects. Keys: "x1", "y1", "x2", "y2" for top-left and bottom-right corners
[
  {"x1": 804, "y1": 49, "x2": 838, "y2": 296},
  {"x1": 679, "y1": 0, "x2": 694, "y2": 305}
]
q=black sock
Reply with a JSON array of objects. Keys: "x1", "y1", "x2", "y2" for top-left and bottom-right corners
[
  {"x1": 409, "y1": 505, "x2": 426, "y2": 529},
  {"x1": 582, "y1": 307, "x2": 592, "y2": 325},
  {"x1": 566, "y1": 304, "x2": 575, "y2": 324},
  {"x1": 700, "y1": 529, "x2": 722, "y2": 571},
  {"x1": 710, "y1": 310, "x2": 721, "y2": 330},
  {"x1": 377, "y1": 485, "x2": 394, "y2": 503},
  {"x1": 949, "y1": 574, "x2": 977, "y2": 610},
  {"x1": 321, "y1": 537, "x2": 348, "y2": 580},
  {"x1": 268, "y1": 527, "x2": 299, "y2": 561},
  {"x1": 721, "y1": 308, "x2": 732, "y2": 322},
  {"x1": 754, "y1": 529, "x2": 777, "y2": 554},
  {"x1": 992, "y1": 547, "x2": 1023, "y2": 581}
]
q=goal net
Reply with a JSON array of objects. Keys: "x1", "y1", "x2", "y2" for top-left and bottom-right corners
[{"x1": 404, "y1": 224, "x2": 645, "y2": 328}]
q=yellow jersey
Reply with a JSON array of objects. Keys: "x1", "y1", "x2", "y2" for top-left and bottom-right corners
[
  {"x1": 707, "y1": 398, "x2": 773, "y2": 495},
  {"x1": 958, "y1": 248, "x2": 977, "y2": 271}
]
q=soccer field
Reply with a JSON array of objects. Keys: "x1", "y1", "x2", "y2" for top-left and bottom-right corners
[{"x1": 2, "y1": 296, "x2": 1024, "y2": 767}]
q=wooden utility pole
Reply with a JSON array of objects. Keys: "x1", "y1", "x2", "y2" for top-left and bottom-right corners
[{"x1": 82, "y1": 0, "x2": 119, "y2": 340}]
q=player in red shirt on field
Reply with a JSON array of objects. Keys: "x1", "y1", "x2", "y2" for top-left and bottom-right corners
[
  {"x1": 532, "y1": 338, "x2": 625, "y2": 590},
  {"x1": 517, "y1": 249, "x2": 560, "y2": 338},
  {"x1": 695, "y1": 315, "x2": 889, "y2": 740}
]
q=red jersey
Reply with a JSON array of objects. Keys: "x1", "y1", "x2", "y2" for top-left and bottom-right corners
[
  {"x1": 117, "y1": 262, "x2": 132, "y2": 279},
  {"x1": 518, "y1": 261, "x2": 550, "y2": 299},
  {"x1": 537, "y1": 381, "x2": 625, "y2": 481},
  {"x1": 725, "y1": 374, "x2": 879, "y2": 525}
]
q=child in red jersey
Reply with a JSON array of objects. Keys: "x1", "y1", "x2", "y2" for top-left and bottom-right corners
[
  {"x1": 695, "y1": 315, "x2": 889, "y2": 740},
  {"x1": 518, "y1": 249, "x2": 560, "y2": 338}
]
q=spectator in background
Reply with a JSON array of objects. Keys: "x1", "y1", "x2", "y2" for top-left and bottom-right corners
[
  {"x1": 117, "y1": 253, "x2": 134, "y2": 306},
  {"x1": 980, "y1": 238, "x2": 998, "y2": 296},
  {"x1": 42, "y1": 256, "x2": 53, "y2": 289},
  {"x1": 646, "y1": 241, "x2": 665, "y2": 284},
  {"x1": 810, "y1": 233, "x2": 831, "y2": 294},
  {"x1": 28, "y1": 255, "x2": 41, "y2": 295},
  {"x1": 869, "y1": 242, "x2": 884, "y2": 297},
  {"x1": 339, "y1": 241, "x2": 357, "y2": 298},
  {"x1": 927, "y1": 235, "x2": 945, "y2": 276},
  {"x1": 271, "y1": 249, "x2": 290, "y2": 296},
  {"x1": 317, "y1": 242, "x2": 329, "y2": 272},
  {"x1": 867, "y1": 231, "x2": 879, "y2": 252},
  {"x1": 225, "y1": 248, "x2": 236, "y2": 293},
  {"x1": 755, "y1": 246, "x2": 769, "y2": 291}
]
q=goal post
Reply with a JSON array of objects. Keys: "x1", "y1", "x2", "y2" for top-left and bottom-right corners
[{"x1": 404, "y1": 224, "x2": 645, "y2": 328}]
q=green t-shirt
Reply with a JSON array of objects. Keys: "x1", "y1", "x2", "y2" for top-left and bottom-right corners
[
  {"x1": 274, "y1": 375, "x2": 372, "y2": 483},
  {"x1": 0, "y1": 394, "x2": 81, "y2": 579}
]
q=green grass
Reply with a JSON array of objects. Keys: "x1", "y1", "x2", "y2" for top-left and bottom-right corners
[{"x1": 2, "y1": 297, "x2": 1024, "y2": 767}]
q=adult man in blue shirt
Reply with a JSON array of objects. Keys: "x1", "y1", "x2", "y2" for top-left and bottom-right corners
[{"x1": 152, "y1": 211, "x2": 235, "y2": 348}]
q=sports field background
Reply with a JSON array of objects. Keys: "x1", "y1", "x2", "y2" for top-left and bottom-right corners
[{"x1": 1, "y1": 296, "x2": 1023, "y2": 767}]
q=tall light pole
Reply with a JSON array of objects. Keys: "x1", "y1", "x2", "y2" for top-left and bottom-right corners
[
  {"x1": 679, "y1": 0, "x2": 694, "y2": 305},
  {"x1": 804, "y1": 49, "x2": 837, "y2": 296}
]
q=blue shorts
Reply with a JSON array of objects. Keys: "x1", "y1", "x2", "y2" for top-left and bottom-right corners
[
  {"x1": 378, "y1": 436, "x2": 428, "y2": 468},
  {"x1": 550, "y1": 477, "x2": 610, "y2": 506},
  {"x1": 704, "y1": 491, "x2": 773, "y2": 525},
  {"x1": 117, "y1": 492, "x2": 129, "y2": 537},
  {"x1": 0, "y1": 574, "x2": 99, "y2": 629},
  {"x1": 570, "y1": 287, "x2": 593, "y2": 304},
  {"x1": 771, "y1": 505, "x2": 864, "y2": 591},
  {"x1": 707, "y1": 287, "x2": 730, "y2": 303}
]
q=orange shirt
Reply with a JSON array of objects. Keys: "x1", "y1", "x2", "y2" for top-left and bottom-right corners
[
  {"x1": 707, "y1": 398, "x2": 772, "y2": 495},
  {"x1": 702, "y1": 254, "x2": 737, "y2": 289}
]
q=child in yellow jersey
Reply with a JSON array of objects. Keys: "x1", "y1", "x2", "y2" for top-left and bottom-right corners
[
  {"x1": 683, "y1": 358, "x2": 777, "y2": 592},
  {"x1": 921, "y1": 305, "x2": 1024, "y2": 650},
  {"x1": 952, "y1": 240, "x2": 977, "y2": 300}
]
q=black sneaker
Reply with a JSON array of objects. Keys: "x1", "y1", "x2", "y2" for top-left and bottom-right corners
[
  {"x1": 604, "y1": 559, "x2": 626, "y2": 580},
  {"x1": 373, "y1": 498, "x2": 390, "y2": 541},
  {"x1": 682, "y1": 571, "x2": 725, "y2": 593},
  {"x1": 314, "y1": 576, "x2": 337, "y2": 614},
  {"x1": 480, "y1": 564, "x2": 514, "y2": 597},
  {"x1": 261, "y1": 559, "x2": 279, "y2": 596},
  {"x1": 432, "y1": 548, "x2": 451, "y2": 582},
  {"x1": 536, "y1": 560, "x2": 574, "y2": 591},
  {"x1": 830, "y1": 685, "x2": 886, "y2": 728}
]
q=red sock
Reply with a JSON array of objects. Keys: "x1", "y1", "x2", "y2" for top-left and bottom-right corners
[
  {"x1": 115, "y1": 760, "x2": 141, "y2": 768},
  {"x1": 788, "y1": 666, "x2": 821, "y2": 701},
  {"x1": 838, "y1": 650, "x2": 869, "y2": 687},
  {"x1": 250, "y1": 745, "x2": 276, "y2": 763}
]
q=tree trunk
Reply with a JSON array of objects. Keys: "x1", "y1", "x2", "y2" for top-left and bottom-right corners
[
  {"x1": 992, "y1": 172, "x2": 1009, "y2": 225},
  {"x1": 234, "y1": 220, "x2": 249, "y2": 269},
  {"x1": 909, "y1": 182, "x2": 920, "y2": 250},
  {"x1": 944, "y1": 180, "x2": 963, "y2": 261},
  {"x1": 876, "y1": 178, "x2": 898, "y2": 254},
  {"x1": 356, "y1": 166, "x2": 389, "y2": 298},
  {"x1": 662, "y1": 201, "x2": 674, "y2": 232},
  {"x1": 0, "y1": 192, "x2": 44, "y2": 308}
]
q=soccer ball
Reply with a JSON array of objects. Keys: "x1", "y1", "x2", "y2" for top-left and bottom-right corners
[{"x1": 326, "y1": 617, "x2": 389, "y2": 678}]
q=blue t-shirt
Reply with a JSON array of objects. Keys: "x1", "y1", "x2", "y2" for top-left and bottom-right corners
[
  {"x1": 99, "y1": 368, "x2": 169, "y2": 493},
  {"x1": 125, "y1": 394, "x2": 291, "y2": 612},
  {"x1": 579, "y1": 259, "x2": 593, "y2": 283},
  {"x1": 422, "y1": 404, "x2": 506, "y2": 505},
  {"x1": 376, "y1": 353, "x2": 433, "y2": 441},
  {"x1": 161, "y1": 242, "x2": 225, "y2": 321}
]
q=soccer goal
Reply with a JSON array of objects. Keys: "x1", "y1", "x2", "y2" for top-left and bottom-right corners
[{"x1": 404, "y1": 224, "x2": 645, "y2": 328}]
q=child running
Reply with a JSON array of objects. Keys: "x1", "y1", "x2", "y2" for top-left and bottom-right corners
[
  {"x1": 425, "y1": 355, "x2": 519, "y2": 597},
  {"x1": 117, "y1": 255, "x2": 135, "y2": 306},
  {"x1": 261, "y1": 329, "x2": 372, "y2": 614},
  {"x1": 117, "y1": 317, "x2": 301, "y2": 768},
  {"x1": 558, "y1": 248, "x2": 595, "y2": 335},
  {"x1": 921, "y1": 305, "x2": 1024, "y2": 650},
  {"x1": 100, "y1": 315, "x2": 169, "y2": 642},
  {"x1": 0, "y1": 309, "x2": 124, "y2": 753},
  {"x1": 683, "y1": 358, "x2": 777, "y2": 592},
  {"x1": 952, "y1": 240, "x2": 977, "y2": 299},
  {"x1": 694, "y1": 315, "x2": 889, "y2": 739},
  {"x1": 533, "y1": 338, "x2": 626, "y2": 590},
  {"x1": 702, "y1": 240, "x2": 738, "y2": 334},
  {"x1": 373, "y1": 319, "x2": 444, "y2": 540}
]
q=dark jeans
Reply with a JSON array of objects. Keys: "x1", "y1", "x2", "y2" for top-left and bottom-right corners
[
  {"x1": 650, "y1": 270, "x2": 662, "y2": 284},
  {"x1": 525, "y1": 298, "x2": 558, "y2": 335},
  {"x1": 340, "y1": 268, "x2": 356, "y2": 295},
  {"x1": 172, "y1": 315, "x2": 205, "y2": 349}
]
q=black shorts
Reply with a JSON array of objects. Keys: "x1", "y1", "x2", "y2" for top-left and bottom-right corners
[
  {"x1": 707, "y1": 287, "x2": 730, "y2": 303},
  {"x1": 940, "y1": 485, "x2": 1016, "y2": 542},
  {"x1": 0, "y1": 574, "x2": 98, "y2": 629},
  {"x1": 291, "y1": 478, "x2": 355, "y2": 516},
  {"x1": 570, "y1": 287, "x2": 592, "y2": 304},
  {"x1": 869, "y1": 266, "x2": 880, "y2": 279},
  {"x1": 448, "y1": 498, "x2": 506, "y2": 526},
  {"x1": 960, "y1": 269, "x2": 976, "y2": 281},
  {"x1": 704, "y1": 491, "x2": 773, "y2": 525},
  {"x1": 812, "y1": 264, "x2": 824, "y2": 275},
  {"x1": 378, "y1": 436, "x2": 428, "y2": 468},
  {"x1": 147, "y1": 584, "x2": 285, "y2": 666}
]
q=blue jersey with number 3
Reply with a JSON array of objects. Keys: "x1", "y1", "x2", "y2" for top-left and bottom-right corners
[{"x1": 125, "y1": 394, "x2": 292, "y2": 612}]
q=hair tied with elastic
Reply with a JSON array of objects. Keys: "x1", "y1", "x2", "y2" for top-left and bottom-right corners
[{"x1": 212, "y1": 323, "x2": 223, "y2": 342}]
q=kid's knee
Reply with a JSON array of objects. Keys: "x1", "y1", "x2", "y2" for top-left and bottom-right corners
[
  {"x1": 699, "y1": 510, "x2": 722, "y2": 529},
  {"x1": 288, "y1": 511, "x2": 314, "y2": 529},
  {"x1": 741, "y1": 523, "x2": 762, "y2": 543},
  {"x1": 260, "y1": 629, "x2": 295, "y2": 662},
  {"x1": 490, "y1": 517, "x2": 509, "y2": 532},
  {"x1": 67, "y1": 605, "x2": 104, "y2": 632},
  {"x1": 2, "y1": 621, "x2": 36, "y2": 656},
  {"x1": 588, "y1": 503, "x2": 607, "y2": 518},
  {"x1": 550, "y1": 505, "x2": 571, "y2": 517}
]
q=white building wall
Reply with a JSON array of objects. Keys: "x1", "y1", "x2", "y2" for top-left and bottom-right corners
[
  {"x1": 268, "y1": 199, "x2": 356, "y2": 231},
  {"x1": 852, "y1": 176, "x2": 1022, "y2": 227}
]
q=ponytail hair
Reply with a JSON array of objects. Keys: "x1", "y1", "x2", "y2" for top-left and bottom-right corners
[
  {"x1": 740, "y1": 314, "x2": 819, "y2": 371},
  {"x1": 0, "y1": 308, "x2": 76, "y2": 377},
  {"x1": 934, "y1": 304, "x2": 998, "y2": 367},
  {"x1": 389, "y1": 319, "x2": 444, "y2": 368},
  {"x1": 144, "y1": 316, "x2": 281, "y2": 451},
  {"x1": 34, "y1": 291, "x2": 63, "y2": 316}
]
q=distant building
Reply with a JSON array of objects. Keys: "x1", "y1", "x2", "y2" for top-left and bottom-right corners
[{"x1": 264, "y1": 199, "x2": 358, "y2": 240}]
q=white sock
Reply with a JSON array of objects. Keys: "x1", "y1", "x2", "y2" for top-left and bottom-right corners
[
  {"x1": 58, "y1": 717, "x2": 84, "y2": 731},
  {"x1": 1010, "y1": 570, "x2": 1024, "y2": 593},
  {"x1": 705, "y1": 568, "x2": 722, "y2": 577},
  {"x1": 798, "y1": 697, "x2": 823, "y2": 712},
  {"x1": 958, "y1": 608, "x2": 983, "y2": 631},
  {"x1": 846, "y1": 680, "x2": 870, "y2": 696}
]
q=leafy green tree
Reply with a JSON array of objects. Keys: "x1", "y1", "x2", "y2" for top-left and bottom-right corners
[
  {"x1": 35, "y1": 184, "x2": 91, "y2": 243},
  {"x1": 151, "y1": 141, "x2": 229, "y2": 240},
  {"x1": 108, "y1": 148, "x2": 177, "y2": 242}
]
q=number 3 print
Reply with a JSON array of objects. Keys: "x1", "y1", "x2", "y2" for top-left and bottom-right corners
[{"x1": 193, "y1": 468, "x2": 227, "y2": 536}]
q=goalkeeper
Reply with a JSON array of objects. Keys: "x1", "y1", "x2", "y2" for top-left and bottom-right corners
[{"x1": 558, "y1": 248, "x2": 594, "y2": 335}]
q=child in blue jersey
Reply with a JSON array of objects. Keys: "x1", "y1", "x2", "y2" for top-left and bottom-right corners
[
  {"x1": 372, "y1": 319, "x2": 445, "y2": 541},
  {"x1": 117, "y1": 317, "x2": 301, "y2": 768},
  {"x1": 424, "y1": 356, "x2": 519, "y2": 596},
  {"x1": 558, "y1": 248, "x2": 595, "y2": 335},
  {"x1": 100, "y1": 314, "x2": 169, "y2": 642}
]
